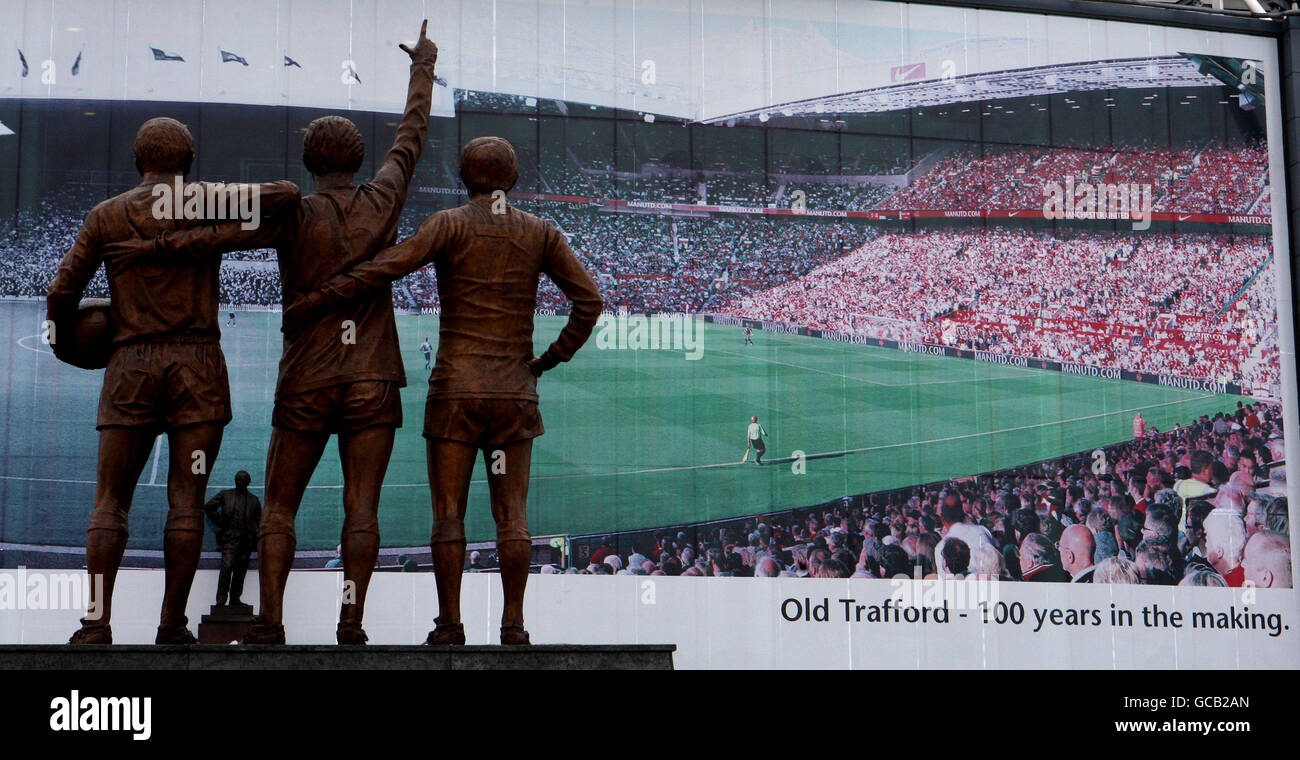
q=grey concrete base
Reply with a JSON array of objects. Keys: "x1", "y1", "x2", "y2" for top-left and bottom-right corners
[{"x1": 0, "y1": 644, "x2": 675, "y2": 670}]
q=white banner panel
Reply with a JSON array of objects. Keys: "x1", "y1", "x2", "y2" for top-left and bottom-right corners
[{"x1": 2, "y1": 570, "x2": 1294, "y2": 669}]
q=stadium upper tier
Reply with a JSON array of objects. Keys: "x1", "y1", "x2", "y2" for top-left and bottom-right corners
[
  {"x1": 876, "y1": 140, "x2": 1269, "y2": 216},
  {"x1": 532, "y1": 141, "x2": 1270, "y2": 220},
  {"x1": 701, "y1": 55, "x2": 1259, "y2": 124}
]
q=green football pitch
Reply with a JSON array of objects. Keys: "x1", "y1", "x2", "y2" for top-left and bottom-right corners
[{"x1": 0, "y1": 301, "x2": 1245, "y2": 551}]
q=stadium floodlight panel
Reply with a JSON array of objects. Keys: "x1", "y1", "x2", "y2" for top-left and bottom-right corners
[
  {"x1": 701, "y1": 56, "x2": 1224, "y2": 125},
  {"x1": 1183, "y1": 52, "x2": 1265, "y2": 110}
]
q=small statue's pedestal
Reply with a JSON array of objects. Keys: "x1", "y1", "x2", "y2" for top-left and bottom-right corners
[{"x1": 198, "y1": 603, "x2": 255, "y2": 645}]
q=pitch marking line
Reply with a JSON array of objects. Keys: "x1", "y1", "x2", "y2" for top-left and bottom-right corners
[
  {"x1": 16, "y1": 334, "x2": 53, "y2": 355},
  {"x1": 147, "y1": 436, "x2": 163, "y2": 486}
]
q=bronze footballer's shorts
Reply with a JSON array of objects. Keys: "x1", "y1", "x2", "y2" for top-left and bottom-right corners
[
  {"x1": 97, "y1": 341, "x2": 232, "y2": 430},
  {"x1": 273, "y1": 380, "x2": 403, "y2": 433},
  {"x1": 423, "y1": 398, "x2": 544, "y2": 447}
]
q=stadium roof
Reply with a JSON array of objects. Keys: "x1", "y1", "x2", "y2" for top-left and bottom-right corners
[{"x1": 701, "y1": 55, "x2": 1226, "y2": 125}]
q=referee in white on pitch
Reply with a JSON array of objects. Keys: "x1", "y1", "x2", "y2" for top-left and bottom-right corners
[{"x1": 746, "y1": 415, "x2": 768, "y2": 465}]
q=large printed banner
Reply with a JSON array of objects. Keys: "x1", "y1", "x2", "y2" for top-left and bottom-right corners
[{"x1": 0, "y1": 0, "x2": 1295, "y2": 668}]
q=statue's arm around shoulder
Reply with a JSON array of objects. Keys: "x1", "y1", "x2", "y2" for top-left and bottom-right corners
[
  {"x1": 281, "y1": 208, "x2": 462, "y2": 338},
  {"x1": 100, "y1": 181, "x2": 300, "y2": 274}
]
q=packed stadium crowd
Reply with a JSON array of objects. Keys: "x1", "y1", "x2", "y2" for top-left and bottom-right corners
[
  {"x1": 613, "y1": 174, "x2": 700, "y2": 204},
  {"x1": 555, "y1": 402, "x2": 1290, "y2": 589},
  {"x1": 1153, "y1": 140, "x2": 1269, "y2": 214},
  {"x1": 5, "y1": 193, "x2": 1277, "y2": 390},
  {"x1": 524, "y1": 204, "x2": 868, "y2": 313},
  {"x1": 0, "y1": 185, "x2": 112, "y2": 300},
  {"x1": 883, "y1": 147, "x2": 1041, "y2": 210},
  {"x1": 545, "y1": 141, "x2": 1268, "y2": 216},
  {"x1": 0, "y1": 185, "x2": 424, "y2": 312},
  {"x1": 878, "y1": 141, "x2": 1268, "y2": 214},
  {"x1": 218, "y1": 265, "x2": 281, "y2": 306},
  {"x1": 779, "y1": 181, "x2": 895, "y2": 211},
  {"x1": 724, "y1": 228, "x2": 1276, "y2": 388},
  {"x1": 0, "y1": 128, "x2": 1276, "y2": 392}
]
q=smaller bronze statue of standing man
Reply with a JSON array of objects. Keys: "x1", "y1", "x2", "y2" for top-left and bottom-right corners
[{"x1": 204, "y1": 471, "x2": 262, "y2": 607}]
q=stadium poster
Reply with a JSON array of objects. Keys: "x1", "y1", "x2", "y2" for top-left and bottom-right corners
[{"x1": 0, "y1": 0, "x2": 1295, "y2": 670}]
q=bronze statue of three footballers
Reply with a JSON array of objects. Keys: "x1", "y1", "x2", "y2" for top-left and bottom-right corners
[{"x1": 53, "y1": 19, "x2": 602, "y2": 646}]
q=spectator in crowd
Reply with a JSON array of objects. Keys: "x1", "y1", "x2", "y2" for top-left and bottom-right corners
[
  {"x1": 1177, "y1": 451, "x2": 1218, "y2": 504},
  {"x1": 1134, "y1": 538, "x2": 1182, "y2": 585},
  {"x1": 1205, "y1": 509, "x2": 1248, "y2": 587},
  {"x1": 915, "y1": 533, "x2": 939, "y2": 578},
  {"x1": 816, "y1": 558, "x2": 852, "y2": 578},
  {"x1": 1118, "y1": 513, "x2": 1145, "y2": 560},
  {"x1": 1266, "y1": 496, "x2": 1289, "y2": 537},
  {"x1": 1179, "y1": 570, "x2": 1227, "y2": 587},
  {"x1": 1241, "y1": 530, "x2": 1292, "y2": 589},
  {"x1": 1244, "y1": 493, "x2": 1277, "y2": 539},
  {"x1": 1011, "y1": 507, "x2": 1039, "y2": 547},
  {"x1": 1019, "y1": 534, "x2": 1070, "y2": 582},
  {"x1": 1214, "y1": 473, "x2": 1250, "y2": 513},
  {"x1": 1142, "y1": 503, "x2": 1180, "y2": 544},
  {"x1": 879, "y1": 544, "x2": 911, "y2": 580},
  {"x1": 1085, "y1": 507, "x2": 1114, "y2": 537},
  {"x1": 589, "y1": 537, "x2": 616, "y2": 566},
  {"x1": 1094, "y1": 556, "x2": 1142, "y2": 584},
  {"x1": 939, "y1": 538, "x2": 971, "y2": 577},
  {"x1": 1094, "y1": 531, "x2": 1120, "y2": 563},
  {"x1": 968, "y1": 541, "x2": 1003, "y2": 579},
  {"x1": 1059, "y1": 525, "x2": 1096, "y2": 582},
  {"x1": 1183, "y1": 500, "x2": 1216, "y2": 575}
]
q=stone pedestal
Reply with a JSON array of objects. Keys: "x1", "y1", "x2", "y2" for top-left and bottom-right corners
[
  {"x1": 0, "y1": 644, "x2": 676, "y2": 670},
  {"x1": 197, "y1": 603, "x2": 256, "y2": 645}
]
